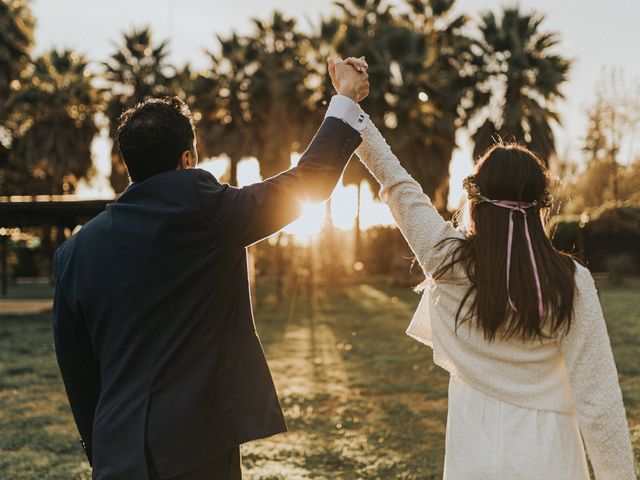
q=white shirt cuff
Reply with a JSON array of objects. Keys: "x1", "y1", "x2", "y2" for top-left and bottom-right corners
[{"x1": 325, "y1": 95, "x2": 369, "y2": 132}]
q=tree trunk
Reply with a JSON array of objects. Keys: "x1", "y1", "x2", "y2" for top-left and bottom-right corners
[
  {"x1": 322, "y1": 199, "x2": 338, "y2": 286},
  {"x1": 274, "y1": 232, "x2": 284, "y2": 303},
  {"x1": 609, "y1": 106, "x2": 621, "y2": 224},
  {"x1": 1, "y1": 235, "x2": 8, "y2": 297},
  {"x1": 56, "y1": 224, "x2": 67, "y2": 246},
  {"x1": 354, "y1": 181, "x2": 362, "y2": 264},
  {"x1": 324, "y1": 198, "x2": 334, "y2": 235},
  {"x1": 43, "y1": 225, "x2": 54, "y2": 285},
  {"x1": 229, "y1": 157, "x2": 239, "y2": 187},
  {"x1": 611, "y1": 150, "x2": 619, "y2": 206},
  {"x1": 307, "y1": 237, "x2": 317, "y2": 314}
]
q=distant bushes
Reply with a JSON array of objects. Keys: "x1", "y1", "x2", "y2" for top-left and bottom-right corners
[{"x1": 549, "y1": 202, "x2": 640, "y2": 277}]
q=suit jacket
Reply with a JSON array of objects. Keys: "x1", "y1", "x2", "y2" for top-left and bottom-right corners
[{"x1": 52, "y1": 117, "x2": 361, "y2": 479}]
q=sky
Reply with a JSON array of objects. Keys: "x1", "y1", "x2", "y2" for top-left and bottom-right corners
[{"x1": 30, "y1": 0, "x2": 640, "y2": 230}]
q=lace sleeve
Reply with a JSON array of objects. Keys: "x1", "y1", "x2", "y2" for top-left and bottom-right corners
[
  {"x1": 558, "y1": 264, "x2": 636, "y2": 479},
  {"x1": 356, "y1": 119, "x2": 464, "y2": 275}
]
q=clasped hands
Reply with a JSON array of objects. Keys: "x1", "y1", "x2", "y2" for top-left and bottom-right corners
[{"x1": 328, "y1": 56, "x2": 369, "y2": 103}]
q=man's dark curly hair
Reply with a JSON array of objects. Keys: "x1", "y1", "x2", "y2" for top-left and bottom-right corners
[{"x1": 116, "y1": 96, "x2": 196, "y2": 183}]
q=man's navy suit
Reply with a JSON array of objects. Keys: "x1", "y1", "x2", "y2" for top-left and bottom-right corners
[{"x1": 52, "y1": 116, "x2": 361, "y2": 479}]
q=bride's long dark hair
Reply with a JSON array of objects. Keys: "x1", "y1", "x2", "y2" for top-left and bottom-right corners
[{"x1": 434, "y1": 143, "x2": 577, "y2": 342}]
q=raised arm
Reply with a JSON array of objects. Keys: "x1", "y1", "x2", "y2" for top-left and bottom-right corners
[
  {"x1": 195, "y1": 58, "x2": 370, "y2": 247},
  {"x1": 356, "y1": 120, "x2": 464, "y2": 275},
  {"x1": 52, "y1": 253, "x2": 101, "y2": 465},
  {"x1": 558, "y1": 265, "x2": 635, "y2": 479},
  {"x1": 195, "y1": 97, "x2": 366, "y2": 247}
]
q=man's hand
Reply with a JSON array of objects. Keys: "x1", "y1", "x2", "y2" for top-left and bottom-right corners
[{"x1": 328, "y1": 56, "x2": 369, "y2": 103}]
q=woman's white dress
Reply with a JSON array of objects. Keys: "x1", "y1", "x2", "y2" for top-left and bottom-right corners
[{"x1": 445, "y1": 375, "x2": 589, "y2": 480}]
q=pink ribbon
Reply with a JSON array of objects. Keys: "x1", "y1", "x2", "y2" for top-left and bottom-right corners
[{"x1": 489, "y1": 200, "x2": 545, "y2": 318}]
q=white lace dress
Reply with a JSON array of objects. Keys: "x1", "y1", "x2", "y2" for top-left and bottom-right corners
[{"x1": 355, "y1": 120, "x2": 636, "y2": 479}]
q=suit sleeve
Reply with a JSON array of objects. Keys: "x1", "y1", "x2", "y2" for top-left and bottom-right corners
[
  {"x1": 195, "y1": 116, "x2": 361, "y2": 247},
  {"x1": 52, "y1": 255, "x2": 101, "y2": 465}
]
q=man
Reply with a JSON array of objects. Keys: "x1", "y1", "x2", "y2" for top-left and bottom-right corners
[{"x1": 53, "y1": 58, "x2": 369, "y2": 479}]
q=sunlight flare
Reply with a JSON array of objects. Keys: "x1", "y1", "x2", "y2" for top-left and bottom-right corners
[{"x1": 284, "y1": 202, "x2": 325, "y2": 237}]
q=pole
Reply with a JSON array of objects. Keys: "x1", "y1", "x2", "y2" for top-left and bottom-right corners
[
  {"x1": 1, "y1": 234, "x2": 8, "y2": 297},
  {"x1": 354, "y1": 182, "x2": 362, "y2": 264}
]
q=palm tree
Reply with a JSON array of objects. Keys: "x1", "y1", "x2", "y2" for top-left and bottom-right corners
[
  {"x1": 407, "y1": 0, "x2": 484, "y2": 208},
  {"x1": 103, "y1": 27, "x2": 175, "y2": 193},
  {"x1": 6, "y1": 49, "x2": 100, "y2": 194},
  {"x1": 471, "y1": 6, "x2": 571, "y2": 164},
  {"x1": 0, "y1": 141, "x2": 36, "y2": 196},
  {"x1": 195, "y1": 33, "x2": 256, "y2": 186},
  {"x1": 0, "y1": 0, "x2": 34, "y2": 120},
  {"x1": 318, "y1": 0, "x2": 480, "y2": 264},
  {"x1": 248, "y1": 11, "x2": 317, "y2": 179},
  {"x1": 197, "y1": 13, "x2": 316, "y2": 185},
  {"x1": 247, "y1": 12, "x2": 321, "y2": 293},
  {"x1": 0, "y1": 0, "x2": 34, "y2": 196},
  {"x1": 323, "y1": 0, "x2": 480, "y2": 212}
]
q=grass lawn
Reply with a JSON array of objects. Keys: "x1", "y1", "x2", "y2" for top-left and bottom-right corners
[{"x1": 0, "y1": 280, "x2": 638, "y2": 479}]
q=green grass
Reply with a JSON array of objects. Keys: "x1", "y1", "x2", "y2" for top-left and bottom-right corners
[{"x1": 1, "y1": 281, "x2": 639, "y2": 479}]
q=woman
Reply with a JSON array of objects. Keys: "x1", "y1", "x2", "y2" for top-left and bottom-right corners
[{"x1": 331, "y1": 60, "x2": 636, "y2": 479}]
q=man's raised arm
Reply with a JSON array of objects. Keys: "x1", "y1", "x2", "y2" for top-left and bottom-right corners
[{"x1": 195, "y1": 58, "x2": 370, "y2": 247}]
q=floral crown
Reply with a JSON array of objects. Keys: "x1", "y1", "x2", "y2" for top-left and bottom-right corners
[{"x1": 462, "y1": 175, "x2": 552, "y2": 208}]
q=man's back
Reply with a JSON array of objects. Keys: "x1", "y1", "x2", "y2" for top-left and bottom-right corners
[{"x1": 55, "y1": 169, "x2": 286, "y2": 478}]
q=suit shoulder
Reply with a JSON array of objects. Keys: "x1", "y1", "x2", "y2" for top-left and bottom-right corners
[
  {"x1": 192, "y1": 167, "x2": 221, "y2": 186},
  {"x1": 54, "y1": 233, "x2": 78, "y2": 279},
  {"x1": 192, "y1": 168, "x2": 227, "y2": 198},
  {"x1": 55, "y1": 211, "x2": 108, "y2": 265},
  {"x1": 56, "y1": 234, "x2": 76, "y2": 260}
]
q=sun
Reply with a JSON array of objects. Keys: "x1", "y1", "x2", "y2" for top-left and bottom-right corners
[
  {"x1": 282, "y1": 182, "x2": 399, "y2": 240},
  {"x1": 196, "y1": 157, "x2": 400, "y2": 239},
  {"x1": 283, "y1": 202, "x2": 326, "y2": 238}
]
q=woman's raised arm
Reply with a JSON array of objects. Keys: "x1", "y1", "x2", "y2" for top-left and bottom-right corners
[{"x1": 356, "y1": 119, "x2": 464, "y2": 275}]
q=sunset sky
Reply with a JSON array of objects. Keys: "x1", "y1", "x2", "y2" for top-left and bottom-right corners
[{"x1": 30, "y1": 0, "x2": 640, "y2": 233}]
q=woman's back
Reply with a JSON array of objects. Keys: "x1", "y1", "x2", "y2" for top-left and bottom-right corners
[
  {"x1": 355, "y1": 119, "x2": 636, "y2": 479},
  {"x1": 408, "y1": 266, "x2": 574, "y2": 413}
]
